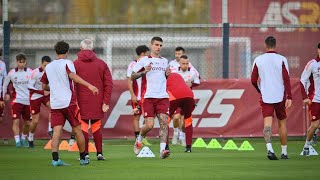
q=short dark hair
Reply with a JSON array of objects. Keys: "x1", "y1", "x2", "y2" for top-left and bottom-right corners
[
  {"x1": 41, "y1": 56, "x2": 52, "y2": 63},
  {"x1": 136, "y1": 45, "x2": 149, "y2": 56},
  {"x1": 175, "y1": 47, "x2": 185, "y2": 53},
  {"x1": 318, "y1": 43, "x2": 320, "y2": 49},
  {"x1": 54, "y1": 41, "x2": 69, "y2": 55},
  {"x1": 265, "y1": 36, "x2": 276, "y2": 48},
  {"x1": 180, "y1": 55, "x2": 188, "y2": 59},
  {"x1": 16, "y1": 53, "x2": 26, "y2": 61},
  {"x1": 151, "y1": 37, "x2": 163, "y2": 44}
]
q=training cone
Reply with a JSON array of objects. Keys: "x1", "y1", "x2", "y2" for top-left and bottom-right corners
[
  {"x1": 222, "y1": 140, "x2": 238, "y2": 150},
  {"x1": 68, "y1": 142, "x2": 79, "y2": 152},
  {"x1": 192, "y1": 138, "x2": 207, "y2": 148},
  {"x1": 44, "y1": 140, "x2": 52, "y2": 150},
  {"x1": 238, "y1": 141, "x2": 254, "y2": 151},
  {"x1": 206, "y1": 139, "x2": 222, "y2": 149},
  {"x1": 300, "y1": 146, "x2": 318, "y2": 156},
  {"x1": 59, "y1": 140, "x2": 70, "y2": 150},
  {"x1": 137, "y1": 147, "x2": 155, "y2": 157},
  {"x1": 88, "y1": 142, "x2": 97, "y2": 152}
]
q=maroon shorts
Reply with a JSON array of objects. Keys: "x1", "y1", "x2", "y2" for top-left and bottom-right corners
[
  {"x1": 260, "y1": 99, "x2": 287, "y2": 120},
  {"x1": 50, "y1": 105, "x2": 81, "y2": 128},
  {"x1": 131, "y1": 100, "x2": 142, "y2": 115},
  {"x1": 30, "y1": 96, "x2": 50, "y2": 115},
  {"x1": 11, "y1": 103, "x2": 31, "y2": 120},
  {"x1": 309, "y1": 102, "x2": 320, "y2": 121},
  {"x1": 142, "y1": 98, "x2": 169, "y2": 118},
  {"x1": 169, "y1": 97, "x2": 195, "y2": 119},
  {"x1": 174, "y1": 107, "x2": 184, "y2": 116}
]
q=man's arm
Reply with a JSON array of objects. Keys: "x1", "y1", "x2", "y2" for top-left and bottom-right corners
[
  {"x1": 282, "y1": 62, "x2": 292, "y2": 100},
  {"x1": 251, "y1": 62, "x2": 261, "y2": 93},
  {"x1": 28, "y1": 70, "x2": 45, "y2": 95},
  {"x1": 300, "y1": 60, "x2": 313, "y2": 100},
  {"x1": 69, "y1": 73, "x2": 98, "y2": 95}
]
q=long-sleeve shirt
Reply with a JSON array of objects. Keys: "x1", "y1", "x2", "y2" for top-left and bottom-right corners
[
  {"x1": 3, "y1": 68, "x2": 32, "y2": 105},
  {"x1": 300, "y1": 56, "x2": 320, "y2": 102},
  {"x1": 28, "y1": 67, "x2": 45, "y2": 100}
]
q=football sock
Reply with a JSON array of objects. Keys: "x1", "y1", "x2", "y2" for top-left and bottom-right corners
[
  {"x1": 14, "y1": 135, "x2": 20, "y2": 143},
  {"x1": 281, "y1": 145, "x2": 287, "y2": 155},
  {"x1": 52, "y1": 152, "x2": 59, "y2": 161},
  {"x1": 266, "y1": 143, "x2": 274, "y2": 153},
  {"x1": 28, "y1": 132, "x2": 34, "y2": 141},
  {"x1": 304, "y1": 141, "x2": 310, "y2": 148}
]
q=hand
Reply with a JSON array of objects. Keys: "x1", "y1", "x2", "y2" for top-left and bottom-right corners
[
  {"x1": 285, "y1": 99, "x2": 292, "y2": 109},
  {"x1": 144, "y1": 64, "x2": 152, "y2": 73},
  {"x1": 102, "y1": 104, "x2": 109, "y2": 112},
  {"x1": 303, "y1": 98, "x2": 311, "y2": 105},
  {"x1": 165, "y1": 67, "x2": 171, "y2": 77},
  {"x1": 4, "y1": 94, "x2": 10, "y2": 101},
  {"x1": 131, "y1": 95, "x2": 137, "y2": 104},
  {"x1": 44, "y1": 91, "x2": 50, "y2": 96},
  {"x1": 132, "y1": 107, "x2": 140, "y2": 114},
  {"x1": 88, "y1": 85, "x2": 99, "y2": 95},
  {"x1": 0, "y1": 101, "x2": 5, "y2": 108}
]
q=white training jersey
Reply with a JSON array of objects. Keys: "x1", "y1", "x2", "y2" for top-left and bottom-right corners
[
  {"x1": 28, "y1": 67, "x2": 45, "y2": 100},
  {"x1": 132, "y1": 56, "x2": 168, "y2": 99},
  {"x1": 301, "y1": 59, "x2": 320, "y2": 103},
  {"x1": 42, "y1": 59, "x2": 76, "y2": 109},
  {"x1": 252, "y1": 52, "x2": 289, "y2": 103},
  {"x1": 169, "y1": 59, "x2": 200, "y2": 84},
  {"x1": 3, "y1": 68, "x2": 32, "y2": 105},
  {"x1": 177, "y1": 69, "x2": 198, "y2": 85},
  {"x1": 127, "y1": 60, "x2": 142, "y2": 100},
  {"x1": 0, "y1": 60, "x2": 7, "y2": 98}
]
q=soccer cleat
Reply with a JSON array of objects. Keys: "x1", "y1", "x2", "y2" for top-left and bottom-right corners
[
  {"x1": 97, "y1": 154, "x2": 105, "y2": 161},
  {"x1": 185, "y1": 147, "x2": 192, "y2": 153},
  {"x1": 15, "y1": 141, "x2": 21, "y2": 148},
  {"x1": 172, "y1": 135, "x2": 178, "y2": 145},
  {"x1": 165, "y1": 144, "x2": 170, "y2": 153},
  {"x1": 302, "y1": 147, "x2": 310, "y2": 156},
  {"x1": 80, "y1": 157, "x2": 90, "y2": 165},
  {"x1": 29, "y1": 141, "x2": 34, "y2": 148},
  {"x1": 160, "y1": 149, "x2": 170, "y2": 159},
  {"x1": 142, "y1": 138, "x2": 152, "y2": 146},
  {"x1": 281, "y1": 154, "x2": 289, "y2": 159},
  {"x1": 133, "y1": 141, "x2": 143, "y2": 155},
  {"x1": 267, "y1": 151, "x2": 279, "y2": 160},
  {"x1": 52, "y1": 159, "x2": 70, "y2": 166},
  {"x1": 21, "y1": 139, "x2": 29, "y2": 147},
  {"x1": 48, "y1": 131, "x2": 53, "y2": 139}
]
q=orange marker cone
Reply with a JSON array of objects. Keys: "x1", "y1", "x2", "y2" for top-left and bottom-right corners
[
  {"x1": 68, "y1": 142, "x2": 79, "y2": 152},
  {"x1": 44, "y1": 140, "x2": 52, "y2": 150},
  {"x1": 59, "y1": 140, "x2": 70, "y2": 150},
  {"x1": 88, "y1": 142, "x2": 97, "y2": 152}
]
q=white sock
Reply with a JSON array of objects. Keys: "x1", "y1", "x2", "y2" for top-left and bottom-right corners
[
  {"x1": 21, "y1": 134, "x2": 27, "y2": 140},
  {"x1": 179, "y1": 132, "x2": 185, "y2": 140},
  {"x1": 266, "y1": 143, "x2": 274, "y2": 153},
  {"x1": 281, "y1": 145, "x2": 287, "y2": 155},
  {"x1": 160, "y1": 143, "x2": 166, "y2": 152},
  {"x1": 14, "y1": 135, "x2": 20, "y2": 143},
  {"x1": 304, "y1": 140, "x2": 310, "y2": 148},
  {"x1": 28, "y1": 133, "x2": 34, "y2": 141},
  {"x1": 137, "y1": 134, "x2": 143, "y2": 143},
  {"x1": 48, "y1": 123, "x2": 52, "y2": 131},
  {"x1": 173, "y1": 128, "x2": 179, "y2": 136},
  {"x1": 315, "y1": 129, "x2": 319, "y2": 134}
]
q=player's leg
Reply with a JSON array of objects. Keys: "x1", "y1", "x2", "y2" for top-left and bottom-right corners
[
  {"x1": 275, "y1": 100, "x2": 289, "y2": 159},
  {"x1": 133, "y1": 114, "x2": 140, "y2": 138},
  {"x1": 303, "y1": 102, "x2": 320, "y2": 156},
  {"x1": 156, "y1": 98, "x2": 170, "y2": 159},
  {"x1": 172, "y1": 113, "x2": 181, "y2": 145},
  {"x1": 67, "y1": 105, "x2": 89, "y2": 165},
  {"x1": 311, "y1": 126, "x2": 320, "y2": 145},
  {"x1": 21, "y1": 105, "x2": 31, "y2": 147},
  {"x1": 261, "y1": 101, "x2": 278, "y2": 160},
  {"x1": 178, "y1": 115, "x2": 186, "y2": 146},
  {"x1": 45, "y1": 99, "x2": 53, "y2": 138},
  {"x1": 51, "y1": 109, "x2": 69, "y2": 166},
  {"x1": 28, "y1": 98, "x2": 42, "y2": 147},
  {"x1": 181, "y1": 98, "x2": 195, "y2": 152},
  {"x1": 79, "y1": 119, "x2": 90, "y2": 156},
  {"x1": 91, "y1": 119, "x2": 105, "y2": 160},
  {"x1": 12, "y1": 103, "x2": 23, "y2": 147}
]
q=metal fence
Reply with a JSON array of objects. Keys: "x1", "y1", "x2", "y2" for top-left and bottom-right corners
[{"x1": 2, "y1": 24, "x2": 320, "y2": 80}]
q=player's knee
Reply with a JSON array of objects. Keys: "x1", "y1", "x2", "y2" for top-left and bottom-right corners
[
  {"x1": 145, "y1": 122, "x2": 154, "y2": 130},
  {"x1": 312, "y1": 121, "x2": 320, "y2": 128},
  {"x1": 263, "y1": 126, "x2": 272, "y2": 134}
]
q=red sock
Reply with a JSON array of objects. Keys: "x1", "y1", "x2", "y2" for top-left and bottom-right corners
[
  {"x1": 93, "y1": 129, "x2": 103, "y2": 154},
  {"x1": 82, "y1": 131, "x2": 89, "y2": 154},
  {"x1": 185, "y1": 125, "x2": 193, "y2": 146}
]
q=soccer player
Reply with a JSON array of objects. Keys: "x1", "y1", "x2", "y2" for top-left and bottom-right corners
[
  {"x1": 131, "y1": 37, "x2": 170, "y2": 159},
  {"x1": 251, "y1": 36, "x2": 292, "y2": 160},
  {"x1": 0, "y1": 49, "x2": 7, "y2": 124},
  {"x1": 41, "y1": 41, "x2": 98, "y2": 166},
  {"x1": 168, "y1": 47, "x2": 200, "y2": 145},
  {"x1": 167, "y1": 73, "x2": 195, "y2": 152},
  {"x1": 3, "y1": 54, "x2": 32, "y2": 147},
  {"x1": 27, "y1": 56, "x2": 52, "y2": 147},
  {"x1": 127, "y1": 45, "x2": 152, "y2": 146},
  {"x1": 74, "y1": 39, "x2": 113, "y2": 161},
  {"x1": 300, "y1": 42, "x2": 320, "y2": 155}
]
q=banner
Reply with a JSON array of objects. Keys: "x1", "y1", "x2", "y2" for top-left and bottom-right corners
[{"x1": 0, "y1": 79, "x2": 306, "y2": 139}]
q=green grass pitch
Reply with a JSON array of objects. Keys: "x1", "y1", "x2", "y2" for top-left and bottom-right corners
[{"x1": 0, "y1": 139, "x2": 319, "y2": 180}]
